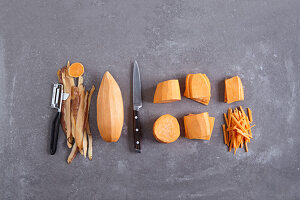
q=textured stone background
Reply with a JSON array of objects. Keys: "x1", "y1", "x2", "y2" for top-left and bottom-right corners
[{"x1": 0, "y1": 0, "x2": 299, "y2": 199}]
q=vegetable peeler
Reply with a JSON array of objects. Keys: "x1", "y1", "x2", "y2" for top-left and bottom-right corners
[{"x1": 50, "y1": 83, "x2": 69, "y2": 155}]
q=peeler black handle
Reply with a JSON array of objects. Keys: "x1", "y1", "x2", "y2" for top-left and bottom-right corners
[
  {"x1": 133, "y1": 110, "x2": 142, "y2": 153},
  {"x1": 50, "y1": 112, "x2": 61, "y2": 155}
]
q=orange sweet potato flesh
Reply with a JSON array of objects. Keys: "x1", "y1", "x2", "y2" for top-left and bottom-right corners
[
  {"x1": 68, "y1": 62, "x2": 85, "y2": 77},
  {"x1": 153, "y1": 114, "x2": 180, "y2": 143},
  {"x1": 184, "y1": 112, "x2": 214, "y2": 140},
  {"x1": 224, "y1": 76, "x2": 244, "y2": 104},
  {"x1": 97, "y1": 71, "x2": 124, "y2": 142},
  {"x1": 153, "y1": 80, "x2": 181, "y2": 103},
  {"x1": 222, "y1": 106, "x2": 255, "y2": 154},
  {"x1": 184, "y1": 73, "x2": 211, "y2": 105}
]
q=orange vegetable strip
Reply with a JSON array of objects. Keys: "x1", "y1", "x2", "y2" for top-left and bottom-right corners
[
  {"x1": 222, "y1": 124, "x2": 228, "y2": 145},
  {"x1": 247, "y1": 108, "x2": 253, "y2": 122},
  {"x1": 224, "y1": 113, "x2": 228, "y2": 126},
  {"x1": 234, "y1": 112, "x2": 239, "y2": 120},
  {"x1": 228, "y1": 108, "x2": 232, "y2": 128},
  {"x1": 227, "y1": 126, "x2": 237, "y2": 131},
  {"x1": 239, "y1": 106, "x2": 246, "y2": 115},
  {"x1": 245, "y1": 142, "x2": 248, "y2": 152},
  {"x1": 231, "y1": 115, "x2": 247, "y2": 133},
  {"x1": 245, "y1": 117, "x2": 251, "y2": 129},
  {"x1": 236, "y1": 129, "x2": 250, "y2": 139},
  {"x1": 238, "y1": 111, "x2": 242, "y2": 118}
]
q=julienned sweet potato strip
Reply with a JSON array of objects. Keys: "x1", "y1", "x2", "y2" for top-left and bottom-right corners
[
  {"x1": 67, "y1": 142, "x2": 78, "y2": 164},
  {"x1": 87, "y1": 122, "x2": 92, "y2": 160},
  {"x1": 245, "y1": 142, "x2": 248, "y2": 152},
  {"x1": 239, "y1": 106, "x2": 246, "y2": 117},
  {"x1": 223, "y1": 113, "x2": 228, "y2": 126},
  {"x1": 223, "y1": 106, "x2": 255, "y2": 154},
  {"x1": 228, "y1": 108, "x2": 232, "y2": 127},
  {"x1": 222, "y1": 124, "x2": 228, "y2": 145},
  {"x1": 231, "y1": 115, "x2": 247, "y2": 133},
  {"x1": 247, "y1": 108, "x2": 253, "y2": 122}
]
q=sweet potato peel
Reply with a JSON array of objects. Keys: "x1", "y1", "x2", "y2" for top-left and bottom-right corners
[
  {"x1": 61, "y1": 67, "x2": 73, "y2": 148},
  {"x1": 57, "y1": 61, "x2": 94, "y2": 163},
  {"x1": 87, "y1": 122, "x2": 93, "y2": 160},
  {"x1": 222, "y1": 106, "x2": 255, "y2": 154},
  {"x1": 86, "y1": 86, "x2": 95, "y2": 160}
]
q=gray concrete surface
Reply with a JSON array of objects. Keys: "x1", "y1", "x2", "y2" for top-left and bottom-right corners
[{"x1": 0, "y1": 0, "x2": 299, "y2": 199}]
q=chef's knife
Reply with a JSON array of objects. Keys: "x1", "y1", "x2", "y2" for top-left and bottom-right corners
[{"x1": 133, "y1": 60, "x2": 142, "y2": 153}]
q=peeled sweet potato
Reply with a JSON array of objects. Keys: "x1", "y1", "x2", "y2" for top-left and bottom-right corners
[
  {"x1": 97, "y1": 71, "x2": 124, "y2": 142},
  {"x1": 153, "y1": 80, "x2": 181, "y2": 103},
  {"x1": 184, "y1": 112, "x2": 214, "y2": 140},
  {"x1": 153, "y1": 114, "x2": 180, "y2": 143}
]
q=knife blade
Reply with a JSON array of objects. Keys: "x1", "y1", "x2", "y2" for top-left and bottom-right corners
[{"x1": 133, "y1": 60, "x2": 142, "y2": 152}]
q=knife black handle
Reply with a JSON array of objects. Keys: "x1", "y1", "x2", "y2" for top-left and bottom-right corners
[
  {"x1": 133, "y1": 110, "x2": 142, "y2": 153},
  {"x1": 50, "y1": 112, "x2": 61, "y2": 155}
]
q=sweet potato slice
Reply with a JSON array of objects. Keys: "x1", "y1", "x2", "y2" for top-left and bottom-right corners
[
  {"x1": 190, "y1": 74, "x2": 210, "y2": 98},
  {"x1": 202, "y1": 116, "x2": 215, "y2": 140},
  {"x1": 153, "y1": 80, "x2": 181, "y2": 103},
  {"x1": 68, "y1": 62, "x2": 85, "y2": 77},
  {"x1": 184, "y1": 74, "x2": 192, "y2": 98},
  {"x1": 153, "y1": 114, "x2": 180, "y2": 143}
]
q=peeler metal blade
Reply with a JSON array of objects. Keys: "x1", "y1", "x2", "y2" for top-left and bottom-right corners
[{"x1": 51, "y1": 83, "x2": 69, "y2": 112}]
